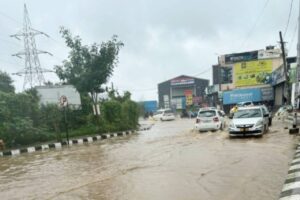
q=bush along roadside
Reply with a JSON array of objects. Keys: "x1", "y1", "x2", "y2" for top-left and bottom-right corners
[{"x1": 0, "y1": 88, "x2": 140, "y2": 150}]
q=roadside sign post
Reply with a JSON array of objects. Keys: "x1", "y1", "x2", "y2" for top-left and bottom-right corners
[{"x1": 60, "y1": 95, "x2": 69, "y2": 145}]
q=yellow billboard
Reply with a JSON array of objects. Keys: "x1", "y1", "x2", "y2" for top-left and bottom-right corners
[{"x1": 234, "y1": 60, "x2": 273, "y2": 87}]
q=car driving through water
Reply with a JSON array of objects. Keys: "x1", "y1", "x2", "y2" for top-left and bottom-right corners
[
  {"x1": 194, "y1": 108, "x2": 225, "y2": 132},
  {"x1": 228, "y1": 106, "x2": 269, "y2": 137}
]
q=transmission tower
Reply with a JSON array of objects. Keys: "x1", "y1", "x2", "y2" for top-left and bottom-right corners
[{"x1": 11, "y1": 4, "x2": 53, "y2": 89}]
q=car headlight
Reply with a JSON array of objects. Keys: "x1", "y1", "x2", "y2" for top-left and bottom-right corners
[{"x1": 255, "y1": 120, "x2": 263, "y2": 127}]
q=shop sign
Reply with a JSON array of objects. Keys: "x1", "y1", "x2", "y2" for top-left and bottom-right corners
[
  {"x1": 261, "y1": 87, "x2": 274, "y2": 101},
  {"x1": 223, "y1": 88, "x2": 261, "y2": 105},
  {"x1": 184, "y1": 90, "x2": 193, "y2": 106},
  {"x1": 224, "y1": 51, "x2": 258, "y2": 64},
  {"x1": 234, "y1": 60, "x2": 273, "y2": 87},
  {"x1": 171, "y1": 78, "x2": 194, "y2": 86},
  {"x1": 271, "y1": 65, "x2": 285, "y2": 85}
]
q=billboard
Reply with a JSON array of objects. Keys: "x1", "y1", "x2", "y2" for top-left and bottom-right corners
[
  {"x1": 36, "y1": 85, "x2": 81, "y2": 108},
  {"x1": 223, "y1": 88, "x2": 261, "y2": 105},
  {"x1": 224, "y1": 51, "x2": 258, "y2": 64},
  {"x1": 234, "y1": 60, "x2": 272, "y2": 87}
]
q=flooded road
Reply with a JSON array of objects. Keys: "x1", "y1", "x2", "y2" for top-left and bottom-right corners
[{"x1": 0, "y1": 118, "x2": 298, "y2": 200}]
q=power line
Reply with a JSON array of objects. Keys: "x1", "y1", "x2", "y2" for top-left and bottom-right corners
[
  {"x1": 0, "y1": 10, "x2": 22, "y2": 25},
  {"x1": 239, "y1": 0, "x2": 270, "y2": 49},
  {"x1": 193, "y1": 67, "x2": 212, "y2": 77},
  {"x1": 288, "y1": 21, "x2": 298, "y2": 52},
  {"x1": 284, "y1": 0, "x2": 294, "y2": 38}
]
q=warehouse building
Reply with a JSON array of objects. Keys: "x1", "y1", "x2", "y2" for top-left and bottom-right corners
[{"x1": 158, "y1": 75, "x2": 209, "y2": 110}]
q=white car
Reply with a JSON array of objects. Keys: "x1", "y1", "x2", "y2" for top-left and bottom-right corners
[
  {"x1": 153, "y1": 109, "x2": 175, "y2": 121},
  {"x1": 228, "y1": 106, "x2": 269, "y2": 137},
  {"x1": 194, "y1": 108, "x2": 225, "y2": 132}
]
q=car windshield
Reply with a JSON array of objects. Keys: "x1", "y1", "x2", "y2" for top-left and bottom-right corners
[
  {"x1": 233, "y1": 109, "x2": 262, "y2": 118},
  {"x1": 198, "y1": 110, "x2": 216, "y2": 118}
]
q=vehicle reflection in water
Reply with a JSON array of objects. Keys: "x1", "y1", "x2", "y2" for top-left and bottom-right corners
[{"x1": 0, "y1": 118, "x2": 297, "y2": 200}]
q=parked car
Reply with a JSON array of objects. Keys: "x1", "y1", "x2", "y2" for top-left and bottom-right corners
[
  {"x1": 194, "y1": 108, "x2": 225, "y2": 132},
  {"x1": 153, "y1": 109, "x2": 175, "y2": 121},
  {"x1": 228, "y1": 106, "x2": 269, "y2": 137}
]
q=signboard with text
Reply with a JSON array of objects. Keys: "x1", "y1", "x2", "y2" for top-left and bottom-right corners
[
  {"x1": 224, "y1": 51, "x2": 258, "y2": 64},
  {"x1": 234, "y1": 60, "x2": 273, "y2": 87},
  {"x1": 171, "y1": 78, "x2": 194, "y2": 86},
  {"x1": 223, "y1": 88, "x2": 261, "y2": 105}
]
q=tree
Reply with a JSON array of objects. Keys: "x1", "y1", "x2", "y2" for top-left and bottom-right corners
[
  {"x1": 0, "y1": 71, "x2": 15, "y2": 93},
  {"x1": 55, "y1": 27, "x2": 124, "y2": 110}
]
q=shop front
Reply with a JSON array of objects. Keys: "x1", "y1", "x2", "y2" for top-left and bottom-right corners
[{"x1": 222, "y1": 87, "x2": 274, "y2": 113}]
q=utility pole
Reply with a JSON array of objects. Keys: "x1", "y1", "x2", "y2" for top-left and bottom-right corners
[
  {"x1": 279, "y1": 31, "x2": 290, "y2": 104},
  {"x1": 11, "y1": 4, "x2": 53, "y2": 90}
]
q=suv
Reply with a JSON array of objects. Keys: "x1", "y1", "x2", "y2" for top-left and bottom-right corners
[{"x1": 228, "y1": 106, "x2": 269, "y2": 137}]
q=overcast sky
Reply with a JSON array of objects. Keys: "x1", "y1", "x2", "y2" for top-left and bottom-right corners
[{"x1": 0, "y1": 0, "x2": 298, "y2": 101}]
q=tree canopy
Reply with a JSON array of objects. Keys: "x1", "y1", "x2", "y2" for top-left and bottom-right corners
[
  {"x1": 0, "y1": 71, "x2": 15, "y2": 93},
  {"x1": 55, "y1": 27, "x2": 124, "y2": 104}
]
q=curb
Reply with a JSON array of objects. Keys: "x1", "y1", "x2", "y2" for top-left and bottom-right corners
[
  {"x1": 279, "y1": 144, "x2": 300, "y2": 199},
  {"x1": 0, "y1": 130, "x2": 139, "y2": 157},
  {"x1": 0, "y1": 126, "x2": 153, "y2": 157}
]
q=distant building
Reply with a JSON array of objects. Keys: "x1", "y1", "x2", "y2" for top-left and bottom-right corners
[
  {"x1": 158, "y1": 75, "x2": 209, "y2": 110},
  {"x1": 35, "y1": 85, "x2": 81, "y2": 109},
  {"x1": 142, "y1": 100, "x2": 158, "y2": 113}
]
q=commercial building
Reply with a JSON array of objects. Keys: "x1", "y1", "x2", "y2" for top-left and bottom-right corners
[
  {"x1": 209, "y1": 46, "x2": 284, "y2": 113},
  {"x1": 158, "y1": 75, "x2": 209, "y2": 110}
]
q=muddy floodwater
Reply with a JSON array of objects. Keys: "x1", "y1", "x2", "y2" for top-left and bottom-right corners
[{"x1": 0, "y1": 118, "x2": 298, "y2": 200}]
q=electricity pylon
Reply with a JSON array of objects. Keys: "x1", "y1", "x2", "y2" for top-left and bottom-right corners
[{"x1": 11, "y1": 4, "x2": 53, "y2": 90}]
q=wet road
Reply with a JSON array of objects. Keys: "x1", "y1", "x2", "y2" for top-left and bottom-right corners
[{"x1": 0, "y1": 118, "x2": 298, "y2": 200}]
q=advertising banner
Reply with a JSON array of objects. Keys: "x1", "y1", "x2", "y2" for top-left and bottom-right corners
[
  {"x1": 171, "y1": 78, "x2": 194, "y2": 86},
  {"x1": 223, "y1": 88, "x2": 261, "y2": 105},
  {"x1": 224, "y1": 51, "x2": 258, "y2": 64},
  {"x1": 184, "y1": 90, "x2": 193, "y2": 106},
  {"x1": 234, "y1": 60, "x2": 273, "y2": 87}
]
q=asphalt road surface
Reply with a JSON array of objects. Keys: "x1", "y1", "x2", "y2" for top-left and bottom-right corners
[{"x1": 0, "y1": 118, "x2": 298, "y2": 200}]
